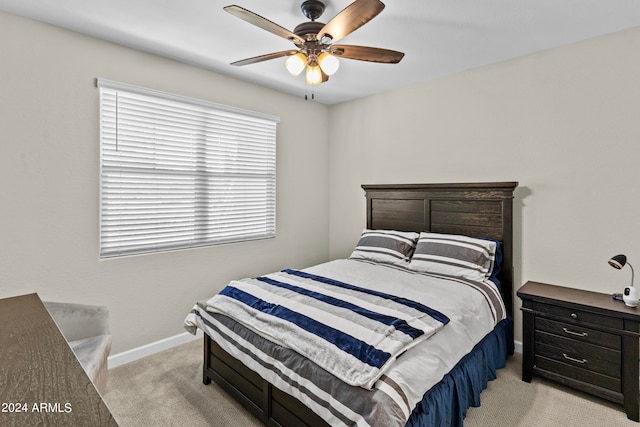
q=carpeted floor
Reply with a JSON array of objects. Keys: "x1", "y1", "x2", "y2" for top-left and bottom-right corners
[{"x1": 103, "y1": 340, "x2": 637, "y2": 426}]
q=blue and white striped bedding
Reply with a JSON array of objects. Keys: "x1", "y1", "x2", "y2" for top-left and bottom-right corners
[
  {"x1": 202, "y1": 268, "x2": 449, "y2": 389},
  {"x1": 185, "y1": 258, "x2": 506, "y2": 427}
]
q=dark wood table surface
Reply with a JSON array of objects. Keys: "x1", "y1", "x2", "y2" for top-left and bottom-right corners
[{"x1": 0, "y1": 293, "x2": 118, "y2": 426}]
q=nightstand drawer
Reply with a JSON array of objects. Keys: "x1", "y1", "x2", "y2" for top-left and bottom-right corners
[
  {"x1": 532, "y1": 301, "x2": 623, "y2": 329},
  {"x1": 536, "y1": 317, "x2": 621, "y2": 350},
  {"x1": 535, "y1": 331, "x2": 621, "y2": 378},
  {"x1": 534, "y1": 356, "x2": 621, "y2": 393}
]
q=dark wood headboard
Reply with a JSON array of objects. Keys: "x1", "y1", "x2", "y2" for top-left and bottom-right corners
[{"x1": 362, "y1": 182, "x2": 518, "y2": 316}]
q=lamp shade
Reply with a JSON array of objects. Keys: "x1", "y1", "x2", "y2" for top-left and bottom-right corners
[
  {"x1": 608, "y1": 253, "x2": 635, "y2": 288},
  {"x1": 318, "y1": 52, "x2": 339, "y2": 76},
  {"x1": 609, "y1": 254, "x2": 627, "y2": 270},
  {"x1": 305, "y1": 65, "x2": 322, "y2": 85},
  {"x1": 285, "y1": 53, "x2": 307, "y2": 76}
]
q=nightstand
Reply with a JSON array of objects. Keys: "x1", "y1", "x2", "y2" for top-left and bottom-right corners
[{"x1": 518, "y1": 281, "x2": 640, "y2": 422}]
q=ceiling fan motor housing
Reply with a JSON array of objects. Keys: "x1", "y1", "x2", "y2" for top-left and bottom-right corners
[{"x1": 293, "y1": 21, "x2": 325, "y2": 40}]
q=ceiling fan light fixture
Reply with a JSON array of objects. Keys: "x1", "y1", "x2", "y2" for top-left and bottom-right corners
[
  {"x1": 305, "y1": 65, "x2": 323, "y2": 85},
  {"x1": 318, "y1": 52, "x2": 339, "y2": 75},
  {"x1": 285, "y1": 52, "x2": 308, "y2": 76},
  {"x1": 226, "y1": 1, "x2": 405, "y2": 91}
]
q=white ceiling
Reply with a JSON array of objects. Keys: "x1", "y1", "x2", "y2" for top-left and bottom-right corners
[{"x1": 1, "y1": 0, "x2": 639, "y2": 104}]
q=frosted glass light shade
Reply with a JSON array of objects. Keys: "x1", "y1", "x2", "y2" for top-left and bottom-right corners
[
  {"x1": 285, "y1": 53, "x2": 307, "y2": 76},
  {"x1": 306, "y1": 65, "x2": 322, "y2": 85},
  {"x1": 318, "y1": 53, "x2": 339, "y2": 75}
]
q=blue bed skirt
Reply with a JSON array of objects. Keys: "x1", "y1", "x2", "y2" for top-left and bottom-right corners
[{"x1": 406, "y1": 317, "x2": 514, "y2": 427}]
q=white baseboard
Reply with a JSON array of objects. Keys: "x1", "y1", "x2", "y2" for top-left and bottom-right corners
[
  {"x1": 108, "y1": 333, "x2": 522, "y2": 370},
  {"x1": 514, "y1": 339, "x2": 523, "y2": 354},
  {"x1": 108, "y1": 330, "x2": 203, "y2": 369}
]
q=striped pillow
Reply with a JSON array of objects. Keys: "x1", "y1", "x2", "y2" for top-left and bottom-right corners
[
  {"x1": 408, "y1": 232, "x2": 497, "y2": 281},
  {"x1": 349, "y1": 229, "x2": 419, "y2": 266}
]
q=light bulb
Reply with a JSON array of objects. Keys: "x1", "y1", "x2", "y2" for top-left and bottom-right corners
[
  {"x1": 318, "y1": 53, "x2": 339, "y2": 76},
  {"x1": 305, "y1": 65, "x2": 322, "y2": 85},
  {"x1": 285, "y1": 53, "x2": 307, "y2": 76}
]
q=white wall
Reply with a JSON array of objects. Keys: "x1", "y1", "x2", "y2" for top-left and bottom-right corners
[
  {"x1": 328, "y1": 27, "x2": 640, "y2": 341},
  {"x1": 0, "y1": 11, "x2": 330, "y2": 354}
]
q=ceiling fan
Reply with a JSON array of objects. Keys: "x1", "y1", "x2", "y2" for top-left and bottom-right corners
[{"x1": 224, "y1": 0, "x2": 405, "y2": 85}]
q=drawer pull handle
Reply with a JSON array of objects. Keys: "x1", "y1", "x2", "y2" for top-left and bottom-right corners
[
  {"x1": 570, "y1": 313, "x2": 578, "y2": 319},
  {"x1": 562, "y1": 353, "x2": 587, "y2": 364},
  {"x1": 562, "y1": 328, "x2": 588, "y2": 337}
]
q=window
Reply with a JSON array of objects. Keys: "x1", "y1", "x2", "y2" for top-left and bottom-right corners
[{"x1": 98, "y1": 79, "x2": 278, "y2": 258}]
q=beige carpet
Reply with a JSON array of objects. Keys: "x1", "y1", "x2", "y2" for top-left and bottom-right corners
[{"x1": 103, "y1": 340, "x2": 637, "y2": 426}]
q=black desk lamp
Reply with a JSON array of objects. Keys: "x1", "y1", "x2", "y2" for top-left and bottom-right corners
[{"x1": 608, "y1": 254, "x2": 637, "y2": 307}]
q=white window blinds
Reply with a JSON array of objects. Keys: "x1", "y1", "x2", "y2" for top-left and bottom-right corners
[{"x1": 98, "y1": 79, "x2": 278, "y2": 258}]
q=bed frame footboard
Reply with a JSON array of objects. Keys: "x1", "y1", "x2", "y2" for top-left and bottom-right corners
[{"x1": 203, "y1": 335, "x2": 329, "y2": 427}]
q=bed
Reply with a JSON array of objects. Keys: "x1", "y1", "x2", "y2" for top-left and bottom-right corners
[{"x1": 185, "y1": 182, "x2": 518, "y2": 427}]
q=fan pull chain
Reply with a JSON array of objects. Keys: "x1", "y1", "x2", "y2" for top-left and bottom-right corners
[{"x1": 304, "y1": 86, "x2": 315, "y2": 101}]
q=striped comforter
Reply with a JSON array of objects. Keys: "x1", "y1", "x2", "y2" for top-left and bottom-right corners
[
  {"x1": 199, "y1": 268, "x2": 449, "y2": 389},
  {"x1": 185, "y1": 259, "x2": 506, "y2": 427}
]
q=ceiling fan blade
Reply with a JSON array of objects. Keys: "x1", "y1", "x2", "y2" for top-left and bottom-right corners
[
  {"x1": 331, "y1": 45, "x2": 405, "y2": 63},
  {"x1": 231, "y1": 50, "x2": 298, "y2": 66},
  {"x1": 224, "y1": 5, "x2": 305, "y2": 46},
  {"x1": 317, "y1": 0, "x2": 385, "y2": 43}
]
